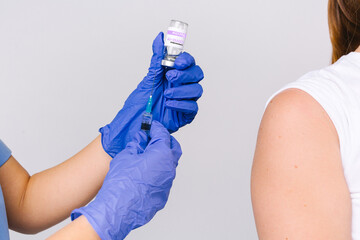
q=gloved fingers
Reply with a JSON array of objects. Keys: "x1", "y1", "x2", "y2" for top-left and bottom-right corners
[
  {"x1": 173, "y1": 52, "x2": 195, "y2": 70},
  {"x1": 165, "y1": 100, "x2": 198, "y2": 114},
  {"x1": 148, "y1": 121, "x2": 171, "y2": 148},
  {"x1": 166, "y1": 65, "x2": 204, "y2": 86},
  {"x1": 125, "y1": 131, "x2": 149, "y2": 154},
  {"x1": 170, "y1": 136, "x2": 182, "y2": 166},
  {"x1": 164, "y1": 83, "x2": 203, "y2": 100},
  {"x1": 183, "y1": 112, "x2": 197, "y2": 124}
]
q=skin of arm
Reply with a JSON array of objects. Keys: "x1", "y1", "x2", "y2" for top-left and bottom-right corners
[
  {"x1": 0, "y1": 135, "x2": 111, "y2": 234},
  {"x1": 251, "y1": 89, "x2": 352, "y2": 239},
  {"x1": 47, "y1": 215, "x2": 100, "y2": 240}
]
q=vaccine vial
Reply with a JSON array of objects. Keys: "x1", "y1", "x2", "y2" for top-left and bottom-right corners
[{"x1": 162, "y1": 20, "x2": 188, "y2": 68}]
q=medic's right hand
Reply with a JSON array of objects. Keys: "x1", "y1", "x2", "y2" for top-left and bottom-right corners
[{"x1": 71, "y1": 121, "x2": 182, "y2": 240}]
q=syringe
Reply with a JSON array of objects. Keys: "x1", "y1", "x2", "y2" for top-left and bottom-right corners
[
  {"x1": 141, "y1": 19, "x2": 188, "y2": 133},
  {"x1": 141, "y1": 95, "x2": 153, "y2": 133},
  {"x1": 141, "y1": 60, "x2": 157, "y2": 133}
]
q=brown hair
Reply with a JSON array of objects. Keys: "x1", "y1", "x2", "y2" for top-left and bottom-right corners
[{"x1": 328, "y1": 0, "x2": 360, "y2": 63}]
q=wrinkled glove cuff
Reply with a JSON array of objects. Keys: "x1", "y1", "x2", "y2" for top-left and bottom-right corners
[
  {"x1": 99, "y1": 104, "x2": 146, "y2": 158},
  {"x1": 99, "y1": 125, "x2": 117, "y2": 158}
]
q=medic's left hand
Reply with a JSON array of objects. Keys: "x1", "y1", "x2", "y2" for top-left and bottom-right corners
[
  {"x1": 100, "y1": 32, "x2": 204, "y2": 157},
  {"x1": 71, "y1": 121, "x2": 182, "y2": 240}
]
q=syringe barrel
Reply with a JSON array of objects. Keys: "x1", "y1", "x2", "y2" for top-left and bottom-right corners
[{"x1": 141, "y1": 112, "x2": 153, "y2": 132}]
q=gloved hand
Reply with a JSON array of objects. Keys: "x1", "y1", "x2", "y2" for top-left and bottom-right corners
[
  {"x1": 100, "y1": 32, "x2": 204, "y2": 157},
  {"x1": 71, "y1": 121, "x2": 182, "y2": 240}
]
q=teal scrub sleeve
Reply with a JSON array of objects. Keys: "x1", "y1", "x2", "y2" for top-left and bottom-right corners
[
  {"x1": 0, "y1": 140, "x2": 11, "y2": 167},
  {"x1": 0, "y1": 187, "x2": 10, "y2": 240}
]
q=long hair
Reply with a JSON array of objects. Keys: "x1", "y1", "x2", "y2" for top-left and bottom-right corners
[{"x1": 328, "y1": 0, "x2": 360, "y2": 63}]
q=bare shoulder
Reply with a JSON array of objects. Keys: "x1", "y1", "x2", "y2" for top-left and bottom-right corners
[
  {"x1": 252, "y1": 88, "x2": 351, "y2": 239},
  {"x1": 262, "y1": 88, "x2": 339, "y2": 142}
]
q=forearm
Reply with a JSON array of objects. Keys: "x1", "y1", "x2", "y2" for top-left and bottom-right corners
[
  {"x1": 47, "y1": 215, "x2": 100, "y2": 240},
  {"x1": 0, "y1": 135, "x2": 111, "y2": 233}
]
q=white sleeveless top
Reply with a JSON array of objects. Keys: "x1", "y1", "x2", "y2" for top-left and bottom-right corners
[{"x1": 266, "y1": 52, "x2": 360, "y2": 239}]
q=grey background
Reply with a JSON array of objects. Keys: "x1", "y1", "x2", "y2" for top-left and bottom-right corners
[{"x1": 0, "y1": 0, "x2": 331, "y2": 239}]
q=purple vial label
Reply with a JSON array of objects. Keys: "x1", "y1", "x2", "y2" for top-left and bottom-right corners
[{"x1": 165, "y1": 28, "x2": 187, "y2": 47}]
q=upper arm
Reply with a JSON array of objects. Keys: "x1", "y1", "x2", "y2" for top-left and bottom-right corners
[
  {"x1": 0, "y1": 156, "x2": 31, "y2": 232},
  {"x1": 251, "y1": 89, "x2": 351, "y2": 239}
]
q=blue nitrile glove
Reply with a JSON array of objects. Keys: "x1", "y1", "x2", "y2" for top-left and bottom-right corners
[
  {"x1": 71, "y1": 121, "x2": 182, "y2": 240},
  {"x1": 100, "y1": 32, "x2": 204, "y2": 157}
]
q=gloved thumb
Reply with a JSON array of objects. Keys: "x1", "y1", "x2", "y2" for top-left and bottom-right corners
[
  {"x1": 124, "y1": 130, "x2": 149, "y2": 154},
  {"x1": 151, "y1": 32, "x2": 165, "y2": 68},
  {"x1": 147, "y1": 121, "x2": 182, "y2": 167},
  {"x1": 148, "y1": 121, "x2": 171, "y2": 148},
  {"x1": 140, "y1": 32, "x2": 165, "y2": 88}
]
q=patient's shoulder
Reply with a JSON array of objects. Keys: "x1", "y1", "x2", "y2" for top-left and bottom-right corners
[
  {"x1": 261, "y1": 88, "x2": 339, "y2": 145},
  {"x1": 252, "y1": 89, "x2": 351, "y2": 239}
]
